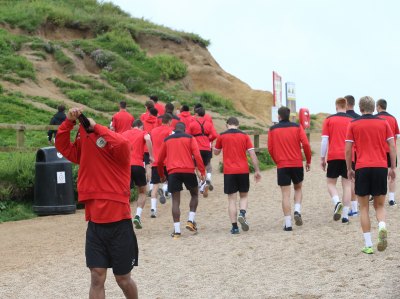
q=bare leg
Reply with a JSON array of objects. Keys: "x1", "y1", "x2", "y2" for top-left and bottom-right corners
[
  {"x1": 171, "y1": 192, "x2": 181, "y2": 222},
  {"x1": 228, "y1": 193, "x2": 237, "y2": 223},
  {"x1": 238, "y1": 192, "x2": 248, "y2": 211},
  {"x1": 89, "y1": 268, "x2": 107, "y2": 299},
  {"x1": 293, "y1": 182, "x2": 302, "y2": 205},
  {"x1": 189, "y1": 187, "x2": 199, "y2": 212},
  {"x1": 281, "y1": 185, "x2": 291, "y2": 216},
  {"x1": 327, "y1": 177, "x2": 339, "y2": 199},
  {"x1": 115, "y1": 272, "x2": 138, "y2": 299},
  {"x1": 136, "y1": 186, "x2": 147, "y2": 209},
  {"x1": 374, "y1": 195, "x2": 386, "y2": 223},
  {"x1": 358, "y1": 196, "x2": 370, "y2": 233},
  {"x1": 150, "y1": 183, "x2": 159, "y2": 200},
  {"x1": 341, "y1": 178, "x2": 351, "y2": 208}
]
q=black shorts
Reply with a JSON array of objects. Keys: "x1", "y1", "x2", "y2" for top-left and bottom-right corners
[
  {"x1": 143, "y1": 153, "x2": 150, "y2": 165},
  {"x1": 277, "y1": 167, "x2": 304, "y2": 186},
  {"x1": 130, "y1": 165, "x2": 147, "y2": 189},
  {"x1": 86, "y1": 219, "x2": 139, "y2": 275},
  {"x1": 387, "y1": 153, "x2": 397, "y2": 168},
  {"x1": 355, "y1": 167, "x2": 388, "y2": 197},
  {"x1": 168, "y1": 173, "x2": 198, "y2": 193},
  {"x1": 327, "y1": 160, "x2": 348, "y2": 179},
  {"x1": 200, "y1": 150, "x2": 212, "y2": 166},
  {"x1": 151, "y1": 166, "x2": 168, "y2": 184},
  {"x1": 351, "y1": 162, "x2": 356, "y2": 171},
  {"x1": 224, "y1": 173, "x2": 250, "y2": 194}
]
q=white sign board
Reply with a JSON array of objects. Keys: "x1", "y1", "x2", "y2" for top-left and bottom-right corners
[
  {"x1": 57, "y1": 171, "x2": 66, "y2": 184},
  {"x1": 271, "y1": 106, "x2": 279, "y2": 123}
]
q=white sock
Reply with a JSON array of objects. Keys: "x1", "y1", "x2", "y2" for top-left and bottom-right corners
[
  {"x1": 363, "y1": 232, "x2": 373, "y2": 247},
  {"x1": 206, "y1": 172, "x2": 212, "y2": 181},
  {"x1": 332, "y1": 195, "x2": 340, "y2": 205},
  {"x1": 284, "y1": 216, "x2": 292, "y2": 228},
  {"x1": 188, "y1": 211, "x2": 195, "y2": 222},
  {"x1": 149, "y1": 183, "x2": 153, "y2": 191},
  {"x1": 136, "y1": 207, "x2": 143, "y2": 217},
  {"x1": 351, "y1": 201, "x2": 358, "y2": 212},
  {"x1": 162, "y1": 183, "x2": 168, "y2": 193},
  {"x1": 378, "y1": 221, "x2": 386, "y2": 230},
  {"x1": 174, "y1": 222, "x2": 181, "y2": 233},
  {"x1": 389, "y1": 192, "x2": 395, "y2": 202},
  {"x1": 294, "y1": 203, "x2": 301, "y2": 214},
  {"x1": 199, "y1": 181, "x2": 206, "y2": 192},
  {"x1": 151, "y1": 198, "x2": 157, "y2": 211},
  {"x1": 342, "y1": 206, "x2": 349, "y2": 219}
]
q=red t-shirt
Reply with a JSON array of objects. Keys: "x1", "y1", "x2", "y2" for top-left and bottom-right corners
[
  {"x1": 85, "y1": 200, "x2": 131, "y2": 223},
  {"x1": 188, "y1": 117, "x2": 218, "y2": 151},
  {"x1": 112, "y1": 110, "x2": 134, "y2": 134},
  {"x1": 151, "y1": 125, "x2": 173, "y2": 166},
  {"x1": 267, "y1": 121, "x2": 311, "y2": 169},
  {"x1": 322, "y1": 112, "x2": 353, "y2": 161},
  {"x1": 215, "y1": 129, "x2": 254, "y2": 174},
  {"x1": 154, "y1": 103, "x2": 165, "y2": 116},
  {"x1": 122, "y1": 128, "x2": 147, "y2": 167},
  {"x1": 377, "y1": 111, "x2": 399, "y2": 151},
  {"x1": 346, "y1": 114, "x2": 394, "y2": 169},
  {"x1": 178, "y1": 111, "x2": 194, "y2": 132}
]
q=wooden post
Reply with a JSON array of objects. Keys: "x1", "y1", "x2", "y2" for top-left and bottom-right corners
[
  {"x1": 16, "y1": 124, "x2": 25, "y2": 148},
  {"x1": 253, "y1": 134, "x2": 260, "y2": 149}
]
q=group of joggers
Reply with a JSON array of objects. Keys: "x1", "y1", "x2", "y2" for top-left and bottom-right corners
[{"x1": 54, "y1": 94, "x2": 397, "y2": 298}]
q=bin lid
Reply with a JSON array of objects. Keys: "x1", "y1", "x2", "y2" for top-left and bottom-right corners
[{"x1": 36, "y1": 146, "x2": 71, "y2": 163}]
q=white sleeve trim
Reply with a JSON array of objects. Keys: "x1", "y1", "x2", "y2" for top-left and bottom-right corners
[
  {"x1": 320, "y1": 136, "x2": 329, "y2": 158},
  {"x1": 247, "y1": 148, "x2": 255, "y2": 152},
  {"x1": 387, "y1": 136, "x2": 394, "y2": 141},
  {"x1": 345, "y1": 140, "x2": 354, "y2": 143}
]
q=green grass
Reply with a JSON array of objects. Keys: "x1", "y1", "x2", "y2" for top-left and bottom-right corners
[
  {"x1": 53, "y1": 47, "x2": 74, "y2": 72},
  {"x1": 0, "y1": 200, "x2": 36, "y2": 223}
]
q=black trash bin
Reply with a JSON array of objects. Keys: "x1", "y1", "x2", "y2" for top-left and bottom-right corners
[{"x1": 33, "y1": 147, "x2": 76, "y2": 215}]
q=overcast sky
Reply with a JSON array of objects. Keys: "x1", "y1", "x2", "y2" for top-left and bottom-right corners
[{"x1": 109, "y1": 0, "x2": 400, "y2": 119}]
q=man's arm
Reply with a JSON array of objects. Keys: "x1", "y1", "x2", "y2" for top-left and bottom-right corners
[
  {"x1": 191, "y1": 138, "x2": 205, "y2": 179},
  {"x1": 55, "y1": 109, "x2": 81, "y2": 164},
  {"x1": 157, "y1": 143, "x2": 167, "y2": 181},
  {"x1": 345, "y1": 142, "x2": 354, "y2": 181},
  {"x1": 267, "y1": 132, "x2": 277, "y2": 164},
  {"x1": 320, "y1": 136, "x2": 329, "y2": 171},
  {"x1": 144, "y1": 133, "x2": 154, "y2": 163},
  {"x1": 248, "y1": 149, "x2": 261, "y2": 182},
  {"x1": 299, "y1": 127, "x2": 311, "y2": 171},
  {"x1": 213, "y1": 136, "x2": 222, "y2": 156},
  {"x1": 388, "y1": 138, "x2": 396, "y2": 182}
]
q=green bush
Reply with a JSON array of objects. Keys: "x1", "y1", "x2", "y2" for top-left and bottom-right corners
[
  {"x1": 152, "y1": 54, "x2": 187, "y2": 80},
  {"x1": 0, "y1": 200, "x2": 36, "y2": 223},
  {"x1": 219, "y1": 149, "x2": 275, "y2": 173},
  {"x1": 65, "y1": 89, "x2": 92, "y2": 105},
  {"x1": 0, "y1": 83, "x2": 3, "y2": 94}
]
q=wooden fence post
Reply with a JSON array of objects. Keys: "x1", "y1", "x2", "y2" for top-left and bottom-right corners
[
  {"x1": 253, "y1": 134, "x2": 260, "y2": 149},
  {"x1": 16, "y1": 124, "x2": 25, "y2": 148}
]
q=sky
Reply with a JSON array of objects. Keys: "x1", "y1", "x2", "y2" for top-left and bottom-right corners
[{"x1": 109, "y1": 0, "x2": 400, "y2": 119}]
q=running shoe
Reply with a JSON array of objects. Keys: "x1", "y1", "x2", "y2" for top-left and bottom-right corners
[
  {"x1": 348, "y1": 210, "x2": 358, "y2": 217},
  {"x1": 165, "y1": 190, "x2": 171, "y2": 199},
  {"x1": 361, "y1": 246, "x2": 374, "y2": 254},
  {"x1": 377, "y1": 228, "x2": 388, "y2": 252},
  {"x1": 171, "y1": 232, "x2": 181, "y2": 239},
  {"x1": 231, "y1": 227, "x2": 240, "y2": 234},
  {"x1": 294, "y1": 211, "x2": 303, "y2": 226},
  {"x1": 185, "y1": 220, "x2": 198, "y2": 232},
  {"x1": 150, "y1": 209, "x2": 156, "y2": 218},
  {"x1": 133, "y1": 215, "x2": 142, "y2": 229},
  {"x1": 283, "y1": 226, "x2": 293, "y2": 231},
  {"x1": 333, "y1": 202, "x2": 343, "y2": 221},
  {"x1": 341, "y1": 217, "x2": 349, "y2": 224},
  {"x1": 389, "y1": 200, "x2": 397, "y2": 206},
  {"x1": 203, "y1": 184, "x2": 209, "y2": 198},
  {"x1": 158, "y1": 188, "x2": 166, "y2": 204},
  {"x1": 206, "y1": 179, "x2": 214, "y2": 191},
  {"x1": 238, "y1": 213, "x2": 249, "y2": 231}
]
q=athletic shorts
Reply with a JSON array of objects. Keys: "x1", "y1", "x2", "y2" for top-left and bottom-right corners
[
  {"x1": 151, "y1": 166, "x2": 168, "y2": 184},
  {"x1": 327, "y1": 160, "x2": 348, "y2": 179},
  {"x1": 277, "y1": 167, "x2": 304, "y2": 186},
  {"x1": 355, "y1": 167, "x2": 388, "y2": 197},
  {"x1": 387, "y1": 153, "x2": 397, "y2": 168},
  {"x1": 200, "y1": 150, "x2": 212, "y2": 166},
  {"x1": 130, "y1": 165, "x2": 147, "y2": 189},
  {"x1": 224, "y1": 173, "x2": 250, "y2": 194},
  {"x1": 168, "y1": 173, "x2": 198, "y2": 193},
  {"x1": 143, "y1": 152, "x2": 150, "y2": 165},
  {"x1": 86, "y1": 219, "x2": 139, "y2": 276}
]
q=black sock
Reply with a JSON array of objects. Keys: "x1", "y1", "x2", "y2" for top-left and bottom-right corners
[
  {"x1": 239, "y1": 209, "x2": 246, "y2": 216},
  {"x1": 232, "y1": 222, "x2": 238, "y2": 229}
]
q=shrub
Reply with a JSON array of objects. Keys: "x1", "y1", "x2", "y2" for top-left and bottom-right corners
[
  {"x1": 64, "y1": 89, "x2": 92, "y2": 105},
  {"x1": 152, "y1": 54, "x2": 187, "y2": 80},
  {"x1": 0, "y1": 83, "x2": 3, "y2": 94},
  {"x1": 90, "y1": 49, "x2": 115, "y2": 68},
  {"x1": 53, "y1": 48, "x2": 74, "y2": 72}
]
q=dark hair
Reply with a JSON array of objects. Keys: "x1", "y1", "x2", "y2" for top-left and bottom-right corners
[
  {"x1": 376, "y1": 99, "x2": 387, "y2": 110},
  {"x1": 344, "y1": 95, "x2": 355, "y2": 106},
  {"x1": 278, "y1": 106, "x2": 290, "y2": 121},
  {"x1": 119, "y1": 101, "x2": 127, "y2": 109},
  {"x1": 195, "y1": 107, "x2": 205, "y2": 117},
  {"x1": 161, "y1": 113, "x2": 172, "y2": 124},
  {"x1": 165, "y1": 102, "x2": 174, "y2": 113},
  {"x1": 226, "y1": 117, "x2": 239, "y2": 126},
  {"x1": 150, "y1": 95, "x2": 158, "y2": 103},
  {"x1": 194, "y1": 103, "x2": 203, "y2": 110},
  {"x1": 133, "y1": 119, "x2": 143, "y2": 128},
  {"x1": 145, "y1": 100, "x2": 154, "y2": 110},
  {"x1": 175, "y1": 122, "x2": 186, "y2": 132},
  {"x1": 57, "y1": 105, "x2": 65, "y2": 112},
  {"x1": 181, "y1": 105, "x2": 189, "y2": 112},
  {"x1": 149, "y1": 107, "x2": 158, "y2": 116}
]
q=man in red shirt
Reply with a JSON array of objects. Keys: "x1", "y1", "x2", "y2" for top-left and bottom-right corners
[
  {"x1": 268, "y1": 107, "x2": 311, "y2": 232},
  {"x1": 321, "y1": 98, "x2": 353, "y2": 223},
  {"x1": 122, "y1": 120, "x2": 154, "y2": 229},
  {"x1": 189, "y1": 107, "x2": 218, "y2": 197},
  {"x1": 178, "y1": 105, "x2": 194, "y2": 132},
  {"x1": 55, "y1": 108, "x2": 138, "y2": 298},
  {"x1": 346, "y1": 96, "x2": 396, "y2": 254},
  {"x1": 111, "y1": 101, "x2": 135, "y2": 134},
  {"x1": 149, "y1": 114, "x2": 173, "y2": 217},
  {"x1": 150, "y1": 95, "x2": 165, "y2": 116},
  {"x1": 157, "y1": 102, "x2": 180, "y2": 128},
  {"x1": 194, "y1": 103, "x2": 213, "y2": 125},
  {"x1": 158, "y1": 122, "x2": 205, "y2": 238},
  {"x1": 214, "y1": 117, "x2": 261, "y2": 234},
  {"x1": 140, "y1": 100, "x2": 154, "y2": 122},
  {"x1": 376, "y1": 99, "x2": 400, "y2": 206}
]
